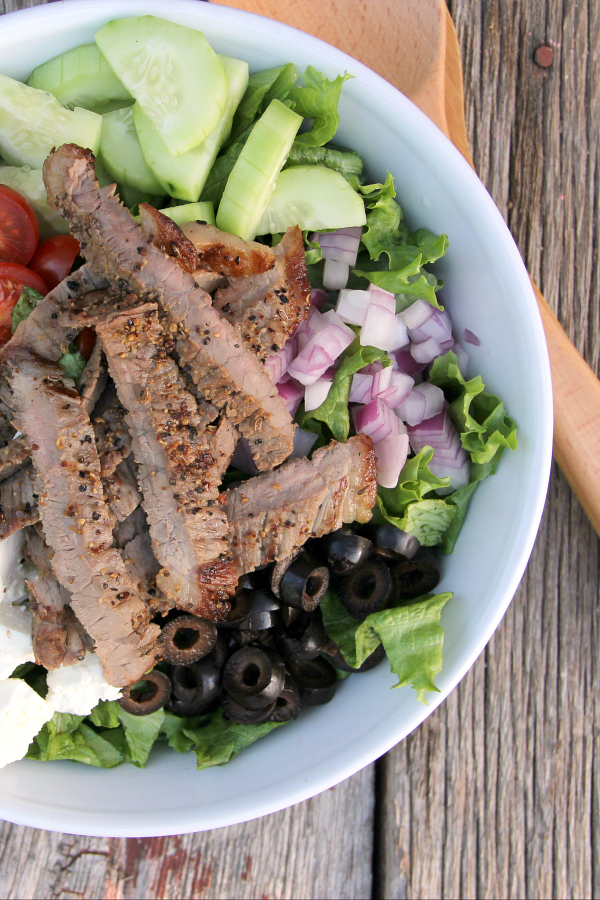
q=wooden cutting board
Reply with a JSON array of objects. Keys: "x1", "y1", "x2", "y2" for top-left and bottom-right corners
[{"x1": 212, "y1": 0, "x2": 600, "y2": 537}]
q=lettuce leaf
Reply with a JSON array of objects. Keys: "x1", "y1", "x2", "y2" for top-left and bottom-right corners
[
  {"x1": 296, "y1": 337, "x2": 390, "y2": 442},
  {"x1": 227, "y1": 63, "x2": 299, "y2": 148},
  {"x1": 429, "y1": 351, "x2": 518, "y2": 470},
  {"x1": 90, "y1": 699, "x2": 120, "y2": 729},
  {"x1": 193, "y1": 710, "x2": 284, "y2": 771},
  {"x1": 320, "y1": 590, "x2": 453, "y2": 702},
  {"x1": 11, "y1": 286, "x2": 87, "y2": 383},
  {"x1": 27, "y1": 714, "x2": 124, "y2": 768},
  {"x1": 288, "y1": 68, "x2": 352, "y2": 147},
  {"x1": 117, "y1": 708, "x2": 165, "y2": 768},
  {"x1": 285, "y1": 142, "x2": 363, "y2": 181}
]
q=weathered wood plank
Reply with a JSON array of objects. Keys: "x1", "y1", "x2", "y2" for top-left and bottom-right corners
[{"x1": 378, "y1": 1, "x2": 600, "y2": 898}]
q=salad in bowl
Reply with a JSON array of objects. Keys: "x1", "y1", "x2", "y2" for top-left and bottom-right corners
[{"x1": 0, "y1": 0, "x2": 551, "y2": 837}]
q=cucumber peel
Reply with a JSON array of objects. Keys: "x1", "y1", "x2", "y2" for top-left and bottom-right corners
[
  {"x1": 95, "y1": 16, "x2": 228, "y2": 156},
  {"x1": 27, "y1": 43, "x2": 131, "y2": 112},
  {"x1": 216, "y1": 99, "x2": 302, "y2": 240},
  {"x1": 256, "y1": 165, "x2": 366, "y2": 234},
  {"x1": 160, "y1": 202, "x2": 215, "y2": 226},
  {"x1": 134, "y1": 55, "x2": 249, "y2": 202},
  {"x1": 0, "y1": 73, "x2": 102, "y2": 168}
]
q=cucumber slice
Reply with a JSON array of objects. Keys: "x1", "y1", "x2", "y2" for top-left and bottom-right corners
[
  {"x1": 216, "y1": 99, "x2": 302, "y2": 241},
  {"x1": 0, "y1": 73, "x2": 102, "y2": 168},
  {"x1": 160, "y1": 202, "x2": 215, "y2": 226},
  {"x1": 0, "y1": 166, "x2": 69, "y2": 238},
  {"x1": 100, "y1": 106, "x2": 163, "y2": 195},
  {"x1": 256, "y1": 165, "x2": 367, "y2": 234},
  {"x1": 95, "y1": 16, "x2": 228, "y2": 157},
  {"x1": 27, "y1": 43, "x2": 131, "y2": 112},
  {"x1": 133, "y1": 55, "x2": 249, "y2": 202}
]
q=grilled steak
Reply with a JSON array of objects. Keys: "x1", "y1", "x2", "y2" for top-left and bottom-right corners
[
  {"x1": 0, "y1": 434, "x2": 29, "y2": 484},
  {"x1": 92, "y1": 382, "x2": 132, "y2": 476},
  {"x1": 28, "y1": 572, "x2": 88, "y2": 670},
  {"x1": 79, "y1": 339, "x2": 107, "y2": 414},
  {"x1": 43, "y1": 145, "x2": 295, "y2": 471},
  {"x1": 0, "y1": 465, "x2": 39, "y2": 539},
  {"x1": 225, "y1": 434, "x2": 377, "y2": 574},
  {"x1": 3, "y1": 347, "x2": 160, "y2": 687},
  {"x1": 113, "y1": 504, "x2": 148, "y2": 550},
  {"x1": 179, "y1": 221, "x2": 276, "y2": 277},
  {"x1": 213, "y1": 226, "x2": 311, "y2": 359},
  {"x1": 102, "y1": 457, "x2": 141, "y2": 523},
  {"x1": 95, "y1": 303, "x2": 237, "y2": 618}
]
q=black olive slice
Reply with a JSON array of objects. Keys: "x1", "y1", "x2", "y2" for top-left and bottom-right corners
[
  {"x1": 276, "y1": 609, "x2": 326, "y2": 662},
  {"x1": 238, "y1": 590, "x2": 281, "y2": 631},
  {"x1": 340, "y1": 559, "x2": 392, "y2": 620},
  {"x1": 223, "y1": 647, "x2": 285, "y2": 709},
  {"x1": 370, "y1": 524, "x2": 420, "y2": 561},
  {"x1": 119, "y1": 669, "x2": 171, "y2": 716},
  {"x1": 218, "y1": 590, "x2": 254, "y2": 629},
  {"x1": 271, "y1": 552, "x2": 299, "y2": 598},
  {"x1": 287, "y1": 657, "x2": 337, "y2": 706},
  {"x1": 322, "y1": 638, "x2": 386, "y2": 673},
  {"x1": 204, "y1": 631, "x2": 229, "y2": 671},
  {"x1": 392, "y1": 559, "x2": 440, "y2": 600},
  {"x1": 280, "y1": 551, "x2": 329, "y2": 612},
  {"x1": 160, "y1": 614, "x2": 217, "y2": 664},
  {"x1": 324, "y1": 529, "x2": 373, "y2": 575},
  {"x1": 281, "y1": 604, "x2": 302, "y2": 628},
  {"x1": 170, "y1": 660, "x2": 221, "y2": 713},
  {"x1": 221, "y1": 693, "x2": 276, "y2": 724},
  {"x1": 270, "y1": 674, "x2": 301, "y2": 722}
]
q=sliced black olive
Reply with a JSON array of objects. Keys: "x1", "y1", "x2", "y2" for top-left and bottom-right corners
[
  {"x1": 281, "y1": 604, "x2": 302, "y2": 628},
  {"x1": 222, "y1": 692, "x2": 276, "y2": 724},
  {"x1": 280, "y1": 551, "x2": 329, "y2": 612},
  {"x1": 321, "y1": 638, "x2": 386, "y2": 673},
  {"x1": 271, "y1": 552, "x2": 299, "y2": 598},
  {"x1": 287, "y1": 657, "x2": 337, "y2": 706},
  {"x1": 168, "y1": 660, "x2": 221, "y2": 715},
  {"x1": 223, "y1": 646, "x2": 285, "y2": 709},
  {"x1": 276, "y1": 609, "x2": 326, "y2": 662},
  {"x1": 370, "y1": 524, "x2": 420, "y2": 562},
  {"x1": 204, "y1": 631, "x2": 229, "y2": 671},
  {"x1": 218, "y1": 590, "x2": 255, "y2": 629},
  {"x1": 340, "y1": 559, "x2": 392, "y2": 620},
  {"x1": 119, "y1": 669, "x2": 171, "y2": 716},
  {"x1": 160, "y1": 614, "x2": 217, "y2": 664},
  {"x1": 392, "y1": 558, "x2": 440, "y2": 600},
  {"x1": 238, "y1": 590, "x2": 281, "y2": 631},
  {"x1": 324, "y1": 528, "x2": 373, "y2": 575},
  {"x1": 269, "y1": 673, "x2": 301, "y2": 722}
]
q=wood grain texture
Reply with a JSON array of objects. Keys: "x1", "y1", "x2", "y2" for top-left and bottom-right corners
[{"x1": 0, "y1": 1, "x2": 599, "y2": 898}]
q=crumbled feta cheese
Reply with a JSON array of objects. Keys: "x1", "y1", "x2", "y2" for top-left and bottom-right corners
[
  {"x1": 46, "y1": 653, "x2": 121, "y2": 716},
  {"x1": 0, "y1": 678, "x2": 53, "y2": 769},
  {"x1": 0, "y1": 601, "x2": 35, "y2": 681},
  {"x1": 0, "y1": 531, "x2": 29, "y2": 606}
]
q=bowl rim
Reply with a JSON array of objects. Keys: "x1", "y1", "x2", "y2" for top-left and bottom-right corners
[{"x1": 0, "y1": 0, "x2": 553, "y2": 837}]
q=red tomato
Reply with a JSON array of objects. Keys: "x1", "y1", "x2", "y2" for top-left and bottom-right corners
[
  {"x1": 75, "y1": 327, "x2": 96, "y2": 362},
  {"x1": 0, "y1": 185, "x2": 39, "y2": 266},
  {"x1": 0, "y1": 263, "x2": 48, "y2": 345},
  {"x1": 29, "y1": 234, "x2": 80, "y2": 291}
]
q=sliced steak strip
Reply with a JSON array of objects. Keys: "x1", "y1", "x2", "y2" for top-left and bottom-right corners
[
  {"x1": 0, "y1": 465, "x2": 40, "y2": 539},
  {"x1": 179, "y1": 221, "x2": 276, "y2": 277},
  {"x1": 95, "y1": 303, "x2": 237, "y2": 618},
  {"x1": 3, "y1": 348, "x2": 160, "y2": 687},
  {"x1": 113, "y1": 504, "x2": 148, "y2": 550},
  {"x1": 92, "y1": 382, "x2": 132, "y2": 476},
  {"x1": 225, "y1": 434, "x2": 377, "y2": 575},
  {"x1": 28, "y1": 572, "x2": 88, "y2": 670},
  {"x1": 44, "y1": 145, "x2": 295, "y2": 471},
  {"x1": 79, "y1": 339, "x2": 107, "y2": 415},
  {"x1": 0, "y1": 433, "x2": 29, "y2": 483},
  {"x1": 214, "y1": 226, "x2": 311, "y2": 360},
  {"x1": 103, "y1": 457, "x2": 141, "y2": 523}
]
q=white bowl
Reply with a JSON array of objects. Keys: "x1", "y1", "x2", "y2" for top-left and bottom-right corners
[{"x1": 0, "y1": 0, "x2": 552, "y2": 836}]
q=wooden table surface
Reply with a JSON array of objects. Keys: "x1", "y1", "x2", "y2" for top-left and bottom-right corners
[{"x1": 0, "y1": 0, "x2": 598, "y2": 897}]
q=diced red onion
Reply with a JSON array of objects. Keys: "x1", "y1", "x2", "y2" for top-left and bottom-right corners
[
  {"x1": 320, "y1": 309, "x2": 355, "y2": 338},
  {"x1": 231, "y1": 437, "x2": 259, "y2": 475},
  {"x1": 354, "y1": 398, "x2": 403, "y2": 443},
  {"x1": 310, "y1": 227, "x2": 362, "y2": 266},
  {"x1": 392, "y1": 348, "x2": 427, "y2": 378},
  {"x1": 408, "y1": 308, "x2": 453, "y2": 344},
  {"x1": 290, "y1": 427, "x2": 319, "y2": 459},
  {"x1": 349, "y1": 372, "x2": 373, "y2": 404},
  {"x1": 360, "y1": 304, "x2": 397, "y2": 351},
  {"x1": 263, "y1": 337, "x2": 297, "y2": 384},
  {"x1": 463, "y1": 328, "x2": 480, "y2": 346},
  {"x1": 277, "y1": 378, "x2": 304, "y2": 416},
  {"x1": 288, "y1": 322, "x2": 354, "y2": 385},
  {"x1": 304, "y1": 377, "x2": 333, "y2": 411},
  {"x1": 399, "y1": 298, "x2": 435, "y2": 330},
  {"x1": 410, "y1": 336, "x2": 442, "y2": 364},
  {"x1": 374, "y1": 432, "x2": 410, "y2": 488},
  {"x1": 396, "y1": 382, "x2": 444, "y2": 426},
  {"x1": 367, "y1": 283, "x2": 396, "y2": 314},
  {"x1": 440, "y1": 337, "x2": 455, "y2": 352},
  {"x1": 336, "y1": 289, "x2": 371, "y2": 325},
  {"x1": 323, "y1": 258, "x2": 349, "y2": 290},
  {"x1": 389, "y1": 315, "x2": 410, "y2": 351},
  {"x1": 310, "y1": 288, "x2": 328, "y2": 310},
  {"x1": 360, "y1": 361, "x2": 383, "y2": 376},
  {"x1": 377, "y1": 370, "x2": 414, "y2": 408},
  {"x1": 372, "y1": 365, "x2": 392, "y2": 396},
  {"x1": 407, "y1": 407, "x2": 470, "y2": 491}
]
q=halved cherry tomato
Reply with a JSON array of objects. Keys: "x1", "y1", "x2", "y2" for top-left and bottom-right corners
[
  {"x1": 75, "y1": 327, "x2": 96, "y2": 362},
  {"x1": 0, "y1": 185, "x2": 39, "y2": 266},
  {"x1": 28, "y1": 234, "x2": 80, "y2": 291},
  {"x1": 0, "y1": 263, "x2": 48, "y2": 346}
]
